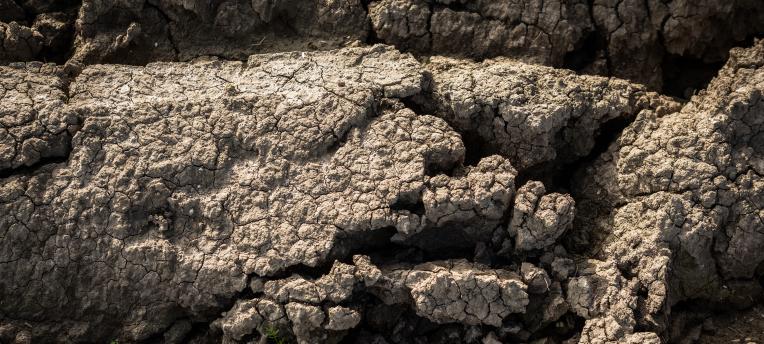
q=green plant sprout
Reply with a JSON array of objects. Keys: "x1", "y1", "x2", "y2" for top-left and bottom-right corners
[{"x1": 264, "y1": 325, "x2": 286, "y2": 344}]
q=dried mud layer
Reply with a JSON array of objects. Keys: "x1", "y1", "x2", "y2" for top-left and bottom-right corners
[{"x1": 1, "y1": 1, "x2": 763, "y2": 344}]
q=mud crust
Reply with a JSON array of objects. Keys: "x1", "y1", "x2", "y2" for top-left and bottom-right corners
[{"x1": 0, "y1": 2, "x2": 763, "y2": 344}]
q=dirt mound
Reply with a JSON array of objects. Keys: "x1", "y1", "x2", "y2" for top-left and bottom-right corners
[{"x1": 1, "y1": 2, "x2": 763, "y2": 343}]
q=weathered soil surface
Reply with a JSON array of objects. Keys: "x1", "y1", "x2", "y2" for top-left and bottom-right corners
[{"x1": 0, "y1": 1, "x2": 763, "y2": 343}]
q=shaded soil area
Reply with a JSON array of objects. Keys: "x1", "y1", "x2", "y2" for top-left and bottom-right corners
[{"x1": 698, "y1": 305, "x2": 764, "y2": 344}]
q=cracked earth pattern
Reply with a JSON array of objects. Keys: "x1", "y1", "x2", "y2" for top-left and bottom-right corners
[{"x1": 0, "y1": 1, "x2": 763, "y2": 344}]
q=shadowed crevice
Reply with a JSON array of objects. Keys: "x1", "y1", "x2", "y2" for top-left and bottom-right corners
[
  {"x1": 662, "y1": 53, "x2": 725, "y2": 100},
  {"x1": 0, "y1": 143, "x2": 72, "y2": 179}
]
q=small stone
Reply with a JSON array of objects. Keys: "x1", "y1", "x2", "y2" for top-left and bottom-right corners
[
  {"x1": 510, "y1": 182, "x2": 575, "y2": 251},
  {"x1": 551, "y1": 257, "x2": 576, "y2": 280},
  {"x1": 325, "y1": 306, "x2": 361, "y2": 331},
  {"x1": 521, "y1": 263, "x2": 551, "y2": 294}
]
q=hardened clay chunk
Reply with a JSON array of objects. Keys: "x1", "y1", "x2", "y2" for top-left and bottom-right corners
[{"x1": 0, "y1": 1, "x2": 762, "y2": 343}]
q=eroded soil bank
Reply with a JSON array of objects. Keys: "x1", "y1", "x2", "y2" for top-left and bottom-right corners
[{"x1": 1, "y1": 1, "x2": 763, "y2": 343}]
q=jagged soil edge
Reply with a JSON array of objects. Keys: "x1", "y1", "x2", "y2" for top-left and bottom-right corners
[
  {"x1": 174, "y1": 44, "x2": 762, "y2": 343},
  {"x1": 0, "y1": 55, "x2": 594, "y2": 344},
  {"x1": 0, "y1": 47, "x2": 753, "y2": 344},
  {"x1": 2, "y1": 2, "x2": 763, "y2": 343},
  {"x1": 5, "y1": 0, "x2": 762, "y2": 98},
  {"x1": 123, "y1": 59, "x2": 648, "y2": 344}
]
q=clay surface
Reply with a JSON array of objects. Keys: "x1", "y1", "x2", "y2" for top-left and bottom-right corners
[{"x1": 0, "y1": 1, "x2": 763, "y2": 343}]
